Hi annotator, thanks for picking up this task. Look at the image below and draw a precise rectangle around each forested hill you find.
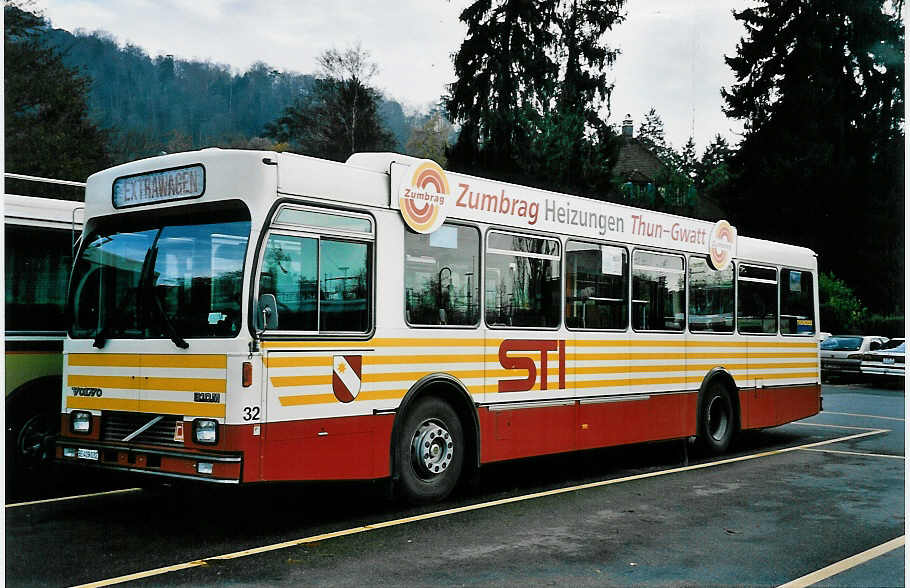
[43,26,422,164]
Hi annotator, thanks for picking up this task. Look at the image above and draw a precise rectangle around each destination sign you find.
[113,164,205,208]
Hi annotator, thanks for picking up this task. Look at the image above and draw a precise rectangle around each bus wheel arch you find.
[390,374,479,503]
[696,369,739,455]
[6,375,62,470]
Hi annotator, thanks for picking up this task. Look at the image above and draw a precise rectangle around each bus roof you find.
[3,193,84,229]
[82,148,816,269]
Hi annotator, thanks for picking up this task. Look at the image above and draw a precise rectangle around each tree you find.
[264,45,396,161]
[722,0,904,314]
[4,3,110,187]
[445,0,558,174]
[534,0,625,194]
[679,137,697,181]
[635,107,676,167]
[819,272,868,334]
[406,111,453,167]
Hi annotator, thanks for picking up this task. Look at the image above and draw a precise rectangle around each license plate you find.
[77,448,99,461]
[884,357,895,364]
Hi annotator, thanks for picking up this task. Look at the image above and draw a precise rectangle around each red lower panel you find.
[259,414,395,482]
[739,384,821,430]
[478,392,698,464]
[480,404,576,463]
[577,392,697,451]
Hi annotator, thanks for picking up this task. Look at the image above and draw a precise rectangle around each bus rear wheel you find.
[698,383,735,455]
[396,397,464,504]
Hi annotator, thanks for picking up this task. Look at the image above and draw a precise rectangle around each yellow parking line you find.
[823,411,905,422]
[6,488,141,508]
[777,536,905,588]
[800,448,905,460]
[793,422,888,432]
[70,428,887,588]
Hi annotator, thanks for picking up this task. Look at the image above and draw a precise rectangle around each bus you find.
[55,149,820,503]
[5,176,84,474]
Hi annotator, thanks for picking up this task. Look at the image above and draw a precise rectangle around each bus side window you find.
[258,234,318,331]
[404,223,480,327]
[738,264,778,334]
[632,250,685,331]
[484,232,561,328]
[688,256,734,333]
[780,269,815,335]
[565,241,628,330]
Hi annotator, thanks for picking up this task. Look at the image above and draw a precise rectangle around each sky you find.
[32,0,753,153]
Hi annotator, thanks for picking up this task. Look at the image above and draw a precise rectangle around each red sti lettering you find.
[498,339,566,393]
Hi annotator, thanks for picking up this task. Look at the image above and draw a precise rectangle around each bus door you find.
[255,212,374,480]
[566,241,631,450]
[483,231,572,460]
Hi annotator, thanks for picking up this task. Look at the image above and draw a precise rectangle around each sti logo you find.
[498,339,567,393]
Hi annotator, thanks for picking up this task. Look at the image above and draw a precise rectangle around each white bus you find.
[55,149,820,503]
[5,178,83,473]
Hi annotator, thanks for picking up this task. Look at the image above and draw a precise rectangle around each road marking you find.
[777,536,905,588]
[6,488,141,508]
[793,422,888,431]
[823,411,905,422]
[800,448,905,460]
[71,428,888,588]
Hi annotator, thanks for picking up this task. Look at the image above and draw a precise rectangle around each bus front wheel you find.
[396,397,464,504]
[698,383,735,454]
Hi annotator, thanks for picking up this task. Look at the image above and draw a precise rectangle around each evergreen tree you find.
[445,0,558,175]
[4,3,109,188]
[679,137,697,181]
[696,134,734,204]
[722,0,904,313]
[264,45,396,162]
[635,107,676,167]
[535,0,625,194]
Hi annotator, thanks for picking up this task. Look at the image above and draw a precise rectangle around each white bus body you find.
[56,149,820,501]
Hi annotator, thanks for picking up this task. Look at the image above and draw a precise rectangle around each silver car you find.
[820,335,889,380]
[861,339,905,380]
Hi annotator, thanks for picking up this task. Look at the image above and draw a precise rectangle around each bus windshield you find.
[69,203,251,343]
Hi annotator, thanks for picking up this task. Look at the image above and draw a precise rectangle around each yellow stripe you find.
[68,354,226,368]
[67,374,226,393]
[270,375,332,387]
[263,356,333,368]
[364,354,489,365]
[65,397,225,418]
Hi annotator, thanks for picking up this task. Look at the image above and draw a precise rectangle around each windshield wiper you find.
[93,323,108,349]
[143,245,189,350]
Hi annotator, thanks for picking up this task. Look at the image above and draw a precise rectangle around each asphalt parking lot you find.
[5,381,904,587]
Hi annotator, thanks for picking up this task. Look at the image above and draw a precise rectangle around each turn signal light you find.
[242,361,253,387]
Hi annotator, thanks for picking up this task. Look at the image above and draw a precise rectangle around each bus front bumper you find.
[54,440,242,484]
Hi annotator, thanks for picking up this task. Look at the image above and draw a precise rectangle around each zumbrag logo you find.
[398,160,450,233]
[709,219,736,270]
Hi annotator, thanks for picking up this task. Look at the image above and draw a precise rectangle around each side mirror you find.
[870,340,882,351]
[256,294,279,332]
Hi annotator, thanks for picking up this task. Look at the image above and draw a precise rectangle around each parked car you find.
[861,339,905,381]
[820,335,889,380]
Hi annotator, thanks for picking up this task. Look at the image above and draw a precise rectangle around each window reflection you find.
[688,257,734,333]
[632,250,685,331]
[485,232,560,328]
[405,224,480,326]
[565,241,628,330]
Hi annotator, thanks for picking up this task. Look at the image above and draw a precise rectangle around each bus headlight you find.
[71,411,92,434]
[193,419,218,444]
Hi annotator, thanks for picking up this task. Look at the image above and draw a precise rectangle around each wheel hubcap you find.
[411,419,454,479]
[17,415,53,464]
[706,396,729,442]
